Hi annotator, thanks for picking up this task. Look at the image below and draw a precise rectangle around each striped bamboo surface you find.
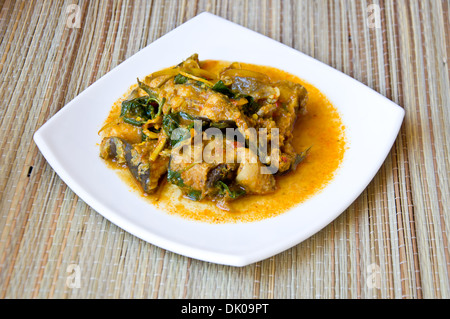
[0,0,449,299]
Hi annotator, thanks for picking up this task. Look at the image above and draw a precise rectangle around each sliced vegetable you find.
[167,167,185,187]
[179,71,214,87]
[137,78,159,98]
[239,95,260,116]
[120,79,165,127]
[147,68,180,80]
[211,80,260,116]
[120,97,155,126]
[185,67,217,81]
[211,80,234,97]
[174,74,189,84]
[162,112,181,137]
[149,135,167,161]
[186,189,202,201]
[215,180,246,199]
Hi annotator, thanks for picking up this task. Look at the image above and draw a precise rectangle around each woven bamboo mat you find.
[0,0,449,299]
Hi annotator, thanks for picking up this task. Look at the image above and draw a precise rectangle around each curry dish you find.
[99,54,346,222]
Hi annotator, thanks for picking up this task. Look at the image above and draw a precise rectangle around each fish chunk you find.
[100,137,169,193]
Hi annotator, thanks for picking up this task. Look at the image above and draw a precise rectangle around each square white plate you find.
[34,12,404,266]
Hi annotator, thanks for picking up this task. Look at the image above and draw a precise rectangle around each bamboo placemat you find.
[0,0,448,299]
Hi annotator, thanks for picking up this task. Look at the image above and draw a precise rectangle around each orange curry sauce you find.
[101,61,346,224]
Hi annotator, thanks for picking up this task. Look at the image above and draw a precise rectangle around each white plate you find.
[34,12,404,266]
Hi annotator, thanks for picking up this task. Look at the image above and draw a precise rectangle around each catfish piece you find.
[100,137,169,193]
[167,138,215,201]
[167,136,239,200]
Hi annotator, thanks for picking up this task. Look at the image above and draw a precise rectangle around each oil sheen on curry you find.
[99,54,346,223]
